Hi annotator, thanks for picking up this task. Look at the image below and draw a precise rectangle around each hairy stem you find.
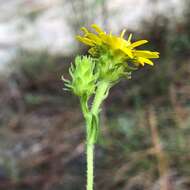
[86,142,94,190]
[82,81,109,190]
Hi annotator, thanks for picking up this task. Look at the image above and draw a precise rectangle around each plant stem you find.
[87,142,94,190]
[91,81,109,115]
[85,81,109,190]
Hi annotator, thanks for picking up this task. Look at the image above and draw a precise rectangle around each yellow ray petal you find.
[122,47,133,58]
[76,36,94,46]
[130,40,148,49]
[134,50,160,58]
[86,33,102,45]
[138,57,154,66]
[80,27,89,34]
[127,33,132,42]
[91,24,105,34]
[120,29,127,38]
[99,33,108,43]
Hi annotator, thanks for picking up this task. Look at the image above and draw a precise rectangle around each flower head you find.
[62,56,97,98]
[76,24,159,67]
[64,24,160,91]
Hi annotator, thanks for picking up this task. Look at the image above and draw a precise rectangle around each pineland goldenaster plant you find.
[62,24,159,190]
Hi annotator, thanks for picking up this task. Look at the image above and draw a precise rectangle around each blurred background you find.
[0,0,190,190]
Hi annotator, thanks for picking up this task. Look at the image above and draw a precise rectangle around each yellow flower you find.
[76,24,159,66]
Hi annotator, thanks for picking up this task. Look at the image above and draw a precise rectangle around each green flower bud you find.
[63,56,97,97]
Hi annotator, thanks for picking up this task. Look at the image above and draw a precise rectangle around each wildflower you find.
[63,24,160,190]
[76,24,159,67]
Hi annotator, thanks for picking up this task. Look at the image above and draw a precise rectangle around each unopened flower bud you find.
[63,56,97,98]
